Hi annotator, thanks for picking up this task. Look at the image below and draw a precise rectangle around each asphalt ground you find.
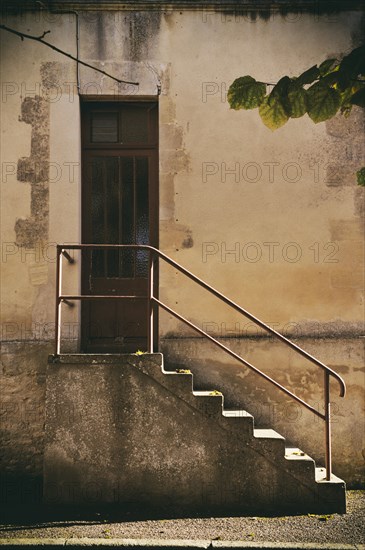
[0,491,364,548]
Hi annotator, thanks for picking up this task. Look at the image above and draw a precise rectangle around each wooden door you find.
[81,102,158,353]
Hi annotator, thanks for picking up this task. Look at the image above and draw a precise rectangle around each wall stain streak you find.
[325,109,364,188]
[125,11,161,61]
[15,96,50,247]
[159,94,192,251]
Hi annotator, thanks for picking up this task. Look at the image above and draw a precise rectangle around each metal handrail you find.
[55,243,346,481]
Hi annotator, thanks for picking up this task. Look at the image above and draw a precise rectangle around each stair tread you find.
[162,370,192,376]
[285,447,313,461]
[315,467,345,484]
[254,428,284,440]
[222,410,253,418]
[193,390,222,396]
[163,370,192,375]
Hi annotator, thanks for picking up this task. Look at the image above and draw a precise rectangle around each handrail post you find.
[324,371,332,481]
[147,251,154,353]
[55,246,62,356]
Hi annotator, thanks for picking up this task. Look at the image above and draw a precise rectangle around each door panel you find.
[81,102,158,353]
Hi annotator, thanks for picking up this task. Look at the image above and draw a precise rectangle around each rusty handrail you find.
[153,296,324,420]
[55,243,347,480]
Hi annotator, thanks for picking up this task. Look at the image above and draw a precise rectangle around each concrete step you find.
[315,467,345,484]
[250,428,286,459]
[254,428,284,439]
[160,370,194,396]
[222,410,253,418]
[284,447,316,481]
[285,446,313,460]
[218,409,254,436]
[192,390,224,418]
[134,355,194,399]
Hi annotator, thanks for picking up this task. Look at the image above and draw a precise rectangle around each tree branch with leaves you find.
[228,45,365,185]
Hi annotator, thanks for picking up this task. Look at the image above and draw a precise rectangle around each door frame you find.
[80,99,159,353]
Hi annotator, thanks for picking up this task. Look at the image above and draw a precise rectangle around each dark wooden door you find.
[81,102,158,353]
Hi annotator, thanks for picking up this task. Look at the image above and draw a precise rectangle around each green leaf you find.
[270,76,291,97]
[337,45,365,91]
[268,76,291,114]
[340,83,362,113]
[307,82,341,123]
[350,87,365,108]
[296,65,320,86]
[288,83,307,118]
[259,94,289,130]
[228,76,266,110]
[320,70,340,87]
[319,58,337,76]
[339,45,365,78]
[356,167,365,186]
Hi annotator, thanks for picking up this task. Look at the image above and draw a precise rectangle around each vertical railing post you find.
[55,246,62,356]
[147,250,154,353]
[324,371,332,480]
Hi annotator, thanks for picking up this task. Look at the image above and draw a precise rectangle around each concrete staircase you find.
[135,354,346,514]
[44,353,346,515]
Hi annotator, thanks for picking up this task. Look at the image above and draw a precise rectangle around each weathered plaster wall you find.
[0,14,81,346]
[1,342,52,504]
[156,11,364,338]
[0,7,364,496]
